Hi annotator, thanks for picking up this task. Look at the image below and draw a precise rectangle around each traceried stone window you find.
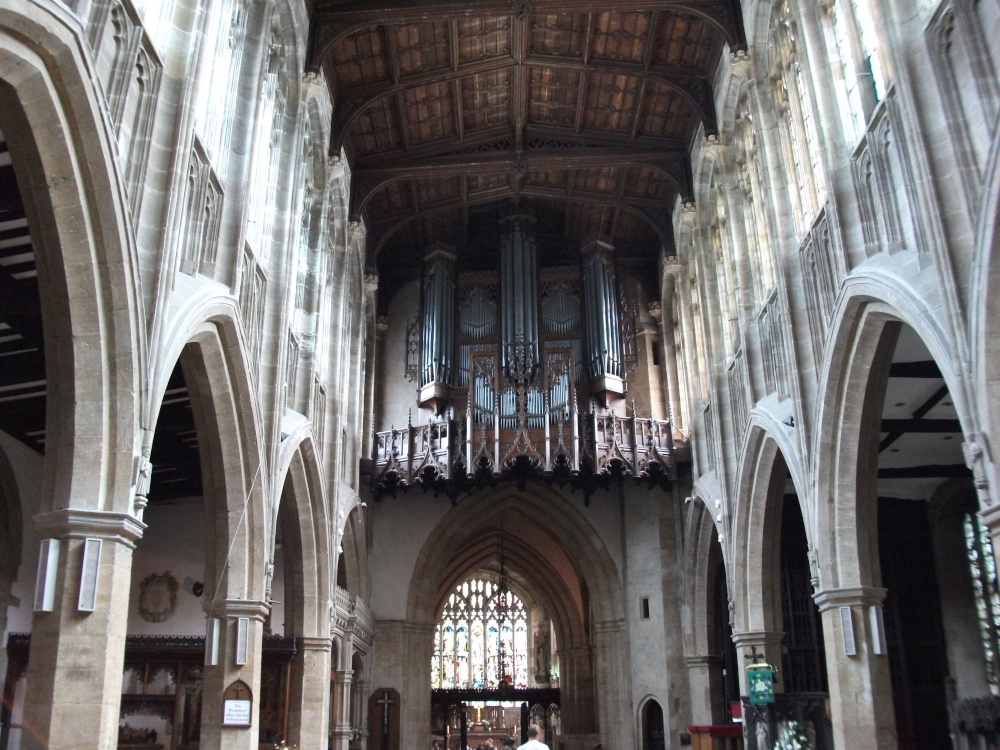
[432,578,529,690]
[709,181,739,360]
[245,20,286,264]
[734,102,776,308]
[769,1,826,233]
[193,0,246,169]
[963,514,1000,694]
[830,0,887,141]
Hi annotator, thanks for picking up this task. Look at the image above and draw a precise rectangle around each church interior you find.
[1,0,1000,748]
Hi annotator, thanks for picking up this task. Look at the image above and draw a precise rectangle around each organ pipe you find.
[419,243,456,414]
[499,213,539,380]
[581,237,625,403]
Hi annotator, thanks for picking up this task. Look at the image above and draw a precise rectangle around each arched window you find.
[830,0,886,141]
[734,101,776,307]
[769,1,826,233]
[432,577,529,690]
[192,0,246,169]
[709,179,738,358]
[245,20,286,264]
[964,513,1000,693]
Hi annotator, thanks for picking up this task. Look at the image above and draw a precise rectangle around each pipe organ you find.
[581,236,624,405]
[374,216,674,500]
[418,242,456,414]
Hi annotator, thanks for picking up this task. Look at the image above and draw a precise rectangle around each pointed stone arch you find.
[275,432,333,748]
[401,484,627,749]
[0,4,144,746]
[0,0,144,516]
[971,126,1000,521]
[731,423,805,636]
[274,429,331,637]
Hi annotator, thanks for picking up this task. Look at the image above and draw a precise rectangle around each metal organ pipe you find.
[420,243,456,386]
[500,213,540,369]
[582,238,622,379]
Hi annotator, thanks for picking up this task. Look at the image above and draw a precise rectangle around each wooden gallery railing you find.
[370,404,675,502]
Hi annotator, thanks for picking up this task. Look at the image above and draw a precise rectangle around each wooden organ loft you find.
[371,211,677,502]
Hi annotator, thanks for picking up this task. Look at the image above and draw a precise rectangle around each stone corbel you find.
[729,49,753,80]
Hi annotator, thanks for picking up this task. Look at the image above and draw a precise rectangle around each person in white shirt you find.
[516,725,549,750]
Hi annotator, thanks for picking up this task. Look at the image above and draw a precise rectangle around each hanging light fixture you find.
[496,516,513,691]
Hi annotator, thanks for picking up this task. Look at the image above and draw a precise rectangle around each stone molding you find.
[206,598,271,621]
[300,635,334,651]
[812,586,887,613]
[33,507,146,548]
[685,654,723,667]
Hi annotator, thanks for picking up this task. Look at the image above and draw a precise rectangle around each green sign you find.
[747,665,775,704]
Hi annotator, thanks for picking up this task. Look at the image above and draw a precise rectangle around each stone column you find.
[287,636,333,748]
[660,270,684,433]
[21,509,143,750]
[199,599,269,750]
[685,654,723,725]
[560,644,597,734]
[814,587,897,750]
[331,668,354,750]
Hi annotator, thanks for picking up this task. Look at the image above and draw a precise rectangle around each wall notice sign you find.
[222,679,253,727]
[223,699,252,726]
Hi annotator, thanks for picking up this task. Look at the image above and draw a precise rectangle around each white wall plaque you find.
[222,699,251,727]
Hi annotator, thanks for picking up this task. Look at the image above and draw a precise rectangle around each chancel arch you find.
[403,486,626,749]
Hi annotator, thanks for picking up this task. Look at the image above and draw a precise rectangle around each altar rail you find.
[371,408,675,501]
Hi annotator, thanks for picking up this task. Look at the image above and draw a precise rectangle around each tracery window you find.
[192,0,246,169]
[245,21,286,264]
[432,578,529,690]
[769,2,826,233]
[830,0,887,141]
[734,102,776,307]
[963,514,1000,694]
[709,181,738,359]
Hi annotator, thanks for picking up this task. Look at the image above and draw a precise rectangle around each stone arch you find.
[339,491,369,599]
[273,430,331,637]
[407,484,626,746]
[179,318,267,604]
[0,0,143,515]
[813,282,973,592]
[145,297,267,602]
[636,694,667,750]
[970,124,1000,510]
[730,420,809,635]
[683,498,724,660]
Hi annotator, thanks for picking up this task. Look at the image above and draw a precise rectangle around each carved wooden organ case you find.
[374,212,674,501]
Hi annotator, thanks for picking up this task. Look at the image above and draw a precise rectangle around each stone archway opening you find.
[868,324,988,750]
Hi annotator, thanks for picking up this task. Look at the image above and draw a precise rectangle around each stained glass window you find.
[432,577,529,689]
[963,514,1000,694]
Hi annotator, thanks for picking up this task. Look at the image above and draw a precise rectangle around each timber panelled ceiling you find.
[307,0,746,305]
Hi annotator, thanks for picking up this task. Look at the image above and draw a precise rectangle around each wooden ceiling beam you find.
[333,55,713,151]
[311,1,741,68]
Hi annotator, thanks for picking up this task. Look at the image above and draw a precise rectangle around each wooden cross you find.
[377,691,395,750]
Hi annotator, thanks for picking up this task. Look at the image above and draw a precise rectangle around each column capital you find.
[813,586,887,612]
[34,508,146,548]
[300,635,333,652]
[206,598,271,621]
[685,654,723,668]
